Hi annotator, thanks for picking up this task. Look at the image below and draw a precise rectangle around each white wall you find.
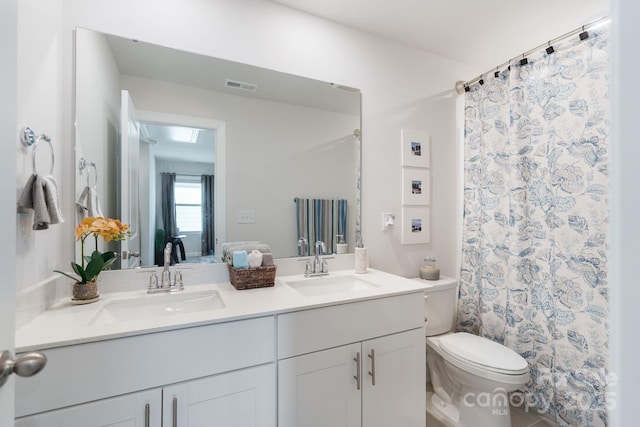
[16,0,68,295]
[15,0,478,296]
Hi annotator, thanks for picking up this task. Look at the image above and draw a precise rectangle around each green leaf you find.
[53,269,82,283]
[71,262,88,283]
[84,257,105,282]
[103,258,117,270]
[101,251,117,271]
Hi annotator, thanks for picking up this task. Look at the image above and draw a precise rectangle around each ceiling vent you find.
[225,79,258,92]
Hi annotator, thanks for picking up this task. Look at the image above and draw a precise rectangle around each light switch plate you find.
[238,210,256,224]
[382,212,395,231]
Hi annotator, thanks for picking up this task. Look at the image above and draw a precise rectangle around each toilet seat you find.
[437,332,528,376]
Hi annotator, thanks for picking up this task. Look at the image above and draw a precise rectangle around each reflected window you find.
[174,179,202,232]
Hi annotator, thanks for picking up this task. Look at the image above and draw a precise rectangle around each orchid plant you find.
[54,217,131,284]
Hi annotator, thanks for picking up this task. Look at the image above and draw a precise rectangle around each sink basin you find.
[88,290,225,326]
[285,275,380,297]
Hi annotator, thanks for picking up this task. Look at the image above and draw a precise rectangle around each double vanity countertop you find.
[16,269,456,353]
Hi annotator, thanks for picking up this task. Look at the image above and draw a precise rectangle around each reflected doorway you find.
[136,111,227,267]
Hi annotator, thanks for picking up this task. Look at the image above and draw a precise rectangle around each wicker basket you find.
[227,263,277,290]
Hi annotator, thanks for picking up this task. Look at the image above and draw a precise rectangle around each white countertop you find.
[16,269,456,353]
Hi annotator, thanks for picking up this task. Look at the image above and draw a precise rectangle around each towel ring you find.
[86,163,97,188]
[31,134,54,176]
[78,157,98,189]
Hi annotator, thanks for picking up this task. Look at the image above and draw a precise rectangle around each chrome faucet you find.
[303,240,332,277]
[147,242,184,293]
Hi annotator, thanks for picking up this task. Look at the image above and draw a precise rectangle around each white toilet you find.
[418,278,529,427]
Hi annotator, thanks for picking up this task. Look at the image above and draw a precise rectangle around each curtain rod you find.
[163,173,212,178]
[455,15,610,94]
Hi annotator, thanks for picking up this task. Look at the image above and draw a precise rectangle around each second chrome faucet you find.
[303,240,332,277]
[147,242,184,293]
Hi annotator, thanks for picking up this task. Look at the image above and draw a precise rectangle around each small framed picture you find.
[401,206,431,244]
[402,168,430,205]
[401,129,430,168]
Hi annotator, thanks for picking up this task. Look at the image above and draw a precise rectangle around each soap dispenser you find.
[336,235,348,254]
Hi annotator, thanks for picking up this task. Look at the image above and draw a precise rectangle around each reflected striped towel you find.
[294,197,347,255]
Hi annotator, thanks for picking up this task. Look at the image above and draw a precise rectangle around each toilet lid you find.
[438,332,528,375]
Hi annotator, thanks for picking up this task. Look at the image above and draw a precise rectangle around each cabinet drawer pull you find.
[173,397,178,427]
[145,403,150,427]
[353,352,361,390]
[368,349,376,386]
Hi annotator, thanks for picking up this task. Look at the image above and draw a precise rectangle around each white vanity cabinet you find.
[16,363,276,427]
[279,343,362,426]
[15,316,276,427]
[277,292,426,427]
[361,330,425,427]
[15,388,162,427]
[162,363,275,426]
[14,272,430,427]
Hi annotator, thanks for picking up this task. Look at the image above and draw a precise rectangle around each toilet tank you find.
[412,277,458,336]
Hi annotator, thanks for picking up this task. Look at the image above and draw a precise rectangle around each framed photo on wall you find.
[402,168,430,205]
[401,129,430,168]
[401,206,431,244]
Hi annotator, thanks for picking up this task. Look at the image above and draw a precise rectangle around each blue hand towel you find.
[232,250,249,269]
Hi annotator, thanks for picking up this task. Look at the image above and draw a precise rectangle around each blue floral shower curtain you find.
[457,28,609,426]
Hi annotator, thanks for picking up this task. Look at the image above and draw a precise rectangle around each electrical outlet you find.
[238,210,256,224]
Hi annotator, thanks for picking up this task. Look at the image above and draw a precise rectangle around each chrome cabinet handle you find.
[145,403,150,427]
[368,349,376,386]
[173,397,178,427]
[0,350,47,388]
[424,294,430,325]
[353,352,361,390]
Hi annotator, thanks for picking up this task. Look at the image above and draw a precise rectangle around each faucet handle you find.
[297,237,308,256]
[148,272,159,290]
[174,270,184,290]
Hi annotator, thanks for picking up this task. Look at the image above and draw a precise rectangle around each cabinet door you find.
[163,363,275,427]
[278,343,361,427]
[15,388,161,427]
[362,328,425,427]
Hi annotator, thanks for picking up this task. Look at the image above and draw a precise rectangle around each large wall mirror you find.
[75,27,361,268]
